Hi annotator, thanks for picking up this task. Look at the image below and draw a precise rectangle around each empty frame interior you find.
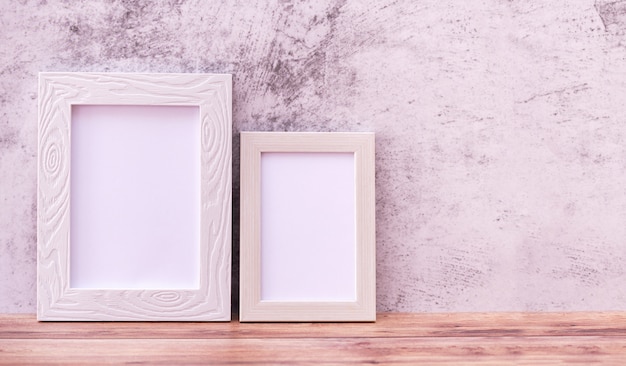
[37,72,232,321]
[240,132,376,322]
[261,152,356,302]
[70,105,200,290]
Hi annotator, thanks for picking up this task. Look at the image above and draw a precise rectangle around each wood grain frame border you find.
[37,72,232,321]
[239,132,375,322]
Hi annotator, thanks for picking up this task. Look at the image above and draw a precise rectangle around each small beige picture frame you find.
[239,132,376,322]
[37,72,232,321]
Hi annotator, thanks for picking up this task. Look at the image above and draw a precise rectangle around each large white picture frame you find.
[239,132,376,322]
[37,72,232,321]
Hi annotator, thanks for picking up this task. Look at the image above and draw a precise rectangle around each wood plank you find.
[1,337,625,365]
[2,313,626,365]
[2,312,626,339]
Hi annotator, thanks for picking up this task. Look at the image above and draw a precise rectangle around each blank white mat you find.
[69,105,200,289]
[260,152,356,301]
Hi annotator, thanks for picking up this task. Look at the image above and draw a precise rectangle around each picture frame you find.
[37,72,232,321]
[239,132,376,322]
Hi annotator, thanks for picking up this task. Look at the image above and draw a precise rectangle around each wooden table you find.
[2,312,626,365]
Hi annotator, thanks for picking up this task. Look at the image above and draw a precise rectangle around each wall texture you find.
[2,0,626,313]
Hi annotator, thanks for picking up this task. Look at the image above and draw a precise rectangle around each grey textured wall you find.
[2,0,626,313]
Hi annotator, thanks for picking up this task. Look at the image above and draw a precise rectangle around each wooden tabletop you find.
[2,312,626,365]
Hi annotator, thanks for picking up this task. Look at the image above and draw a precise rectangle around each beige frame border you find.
[239,132,376,322]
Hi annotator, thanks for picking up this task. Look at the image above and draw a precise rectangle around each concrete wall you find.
[2,0,626,313]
